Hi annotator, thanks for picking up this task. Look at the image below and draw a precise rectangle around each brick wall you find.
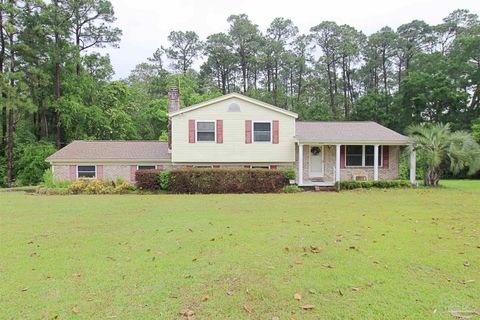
[295,145,401,183]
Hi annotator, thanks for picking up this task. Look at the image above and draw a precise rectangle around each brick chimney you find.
[167,86,180,150]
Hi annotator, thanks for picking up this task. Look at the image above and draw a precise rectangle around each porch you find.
[296,143,416,187]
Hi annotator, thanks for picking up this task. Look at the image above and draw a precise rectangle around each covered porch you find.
[296,143,416,187]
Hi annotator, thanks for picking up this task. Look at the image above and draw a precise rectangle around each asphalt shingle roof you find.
[295,121,408,143]
[46,141,170,161]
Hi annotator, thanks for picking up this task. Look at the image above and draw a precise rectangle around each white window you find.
[196,121,215,142]
[345,145,382,167]
[77,165,96,178]
[253,122,271,142]
[138,165,156,170]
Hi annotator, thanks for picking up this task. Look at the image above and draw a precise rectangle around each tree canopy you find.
[0,3,479,186]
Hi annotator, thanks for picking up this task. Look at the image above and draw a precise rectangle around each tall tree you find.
[227,14,261,93]
[67,0,121,75]
[163,30,202,74]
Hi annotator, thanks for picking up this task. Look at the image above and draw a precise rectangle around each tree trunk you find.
[54,1,62,148]
[7,108,13,185]
[0,5,6,157]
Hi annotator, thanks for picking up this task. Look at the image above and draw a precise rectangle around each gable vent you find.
[227,103,241,112]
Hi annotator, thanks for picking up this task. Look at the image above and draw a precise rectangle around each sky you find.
[98,0,480,79]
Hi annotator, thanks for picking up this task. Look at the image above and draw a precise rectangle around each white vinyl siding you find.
[171,97,295,163]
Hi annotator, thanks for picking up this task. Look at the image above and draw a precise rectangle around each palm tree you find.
[407,123,480,186]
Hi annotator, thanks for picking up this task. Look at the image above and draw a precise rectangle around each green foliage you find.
[407,123,480,185]
[283,169,296,181]
[158,170,170,191]
[283,185,303,193]
[336,180,412,191]
[169,168,287,194]
[42,168,70,189]
[14,142,56,186]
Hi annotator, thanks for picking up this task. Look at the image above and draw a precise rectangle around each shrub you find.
[135,169,163,190]
[115,181,135,194]
[283,169,296,182]
[14,141,57,186]
[115,177,125,187]
[158,170,170,190]
[42,168,70,189]
[169,168,287,194]
[283,185,303,193]
[336,180,412,191]
[68,179,113,194]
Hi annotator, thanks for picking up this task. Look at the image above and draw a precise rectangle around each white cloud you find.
[97,0,480,79]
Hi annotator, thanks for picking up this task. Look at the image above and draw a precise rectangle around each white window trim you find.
[252,121,272,143]
[77,164,97,179]
[308,145,324,177]
[195,120,216,143]
[137,164,157,170]
[345,145,383,168]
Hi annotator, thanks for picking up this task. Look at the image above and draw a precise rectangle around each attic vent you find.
[227,103,241,112]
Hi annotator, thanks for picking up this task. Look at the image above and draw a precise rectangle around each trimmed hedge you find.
[135,169,163,189]
[169,168,288,194]
[336,180,412,191]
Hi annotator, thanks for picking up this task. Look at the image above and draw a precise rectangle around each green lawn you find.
[1,181,479,319]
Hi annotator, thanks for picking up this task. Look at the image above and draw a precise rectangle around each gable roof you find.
[46,140,170,162]
[169,93,298,118]
[295,121,408,144]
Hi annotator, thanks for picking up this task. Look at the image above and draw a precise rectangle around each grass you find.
[1,180,479,319]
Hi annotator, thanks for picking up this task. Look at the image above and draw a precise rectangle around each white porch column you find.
[410,149,416,185]
[298,144,304,185]
[335,144,341,182]
[373,144,379,181]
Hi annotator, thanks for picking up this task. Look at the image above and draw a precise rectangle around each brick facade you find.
[295,144,401,183]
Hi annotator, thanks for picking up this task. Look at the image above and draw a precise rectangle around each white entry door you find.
[309,146,324,177]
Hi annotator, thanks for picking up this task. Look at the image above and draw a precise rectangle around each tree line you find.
[0,1,479,186]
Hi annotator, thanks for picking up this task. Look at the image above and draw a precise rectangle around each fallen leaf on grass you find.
[463,261,470,267]
[226,289,234,296]
[201,295,209,302]
[352,287,362,292]
[30,252,38,257]
[310,245,321,253]
[284,245,289,252]
[458,279,475,284]
[73,272,81,278]
[179,308,195,318]
[272,316,280,320]
[106,256,116,261]
[321,263,334,269]
[295,259,303,265]
[71,306,80,313]
[294,292,302,300]
[192,257,197,262]
[243,304,253,313]
[449,310,480,319]
[21,287,28,292]
[301,304,315,310]
[338,289,344,296]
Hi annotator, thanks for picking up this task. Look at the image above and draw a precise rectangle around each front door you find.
[309,146,324,178]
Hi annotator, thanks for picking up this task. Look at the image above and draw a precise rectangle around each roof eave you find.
[169,93,298,118]
[295,139,409,145]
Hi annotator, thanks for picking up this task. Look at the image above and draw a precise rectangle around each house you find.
[47,87,417,186]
